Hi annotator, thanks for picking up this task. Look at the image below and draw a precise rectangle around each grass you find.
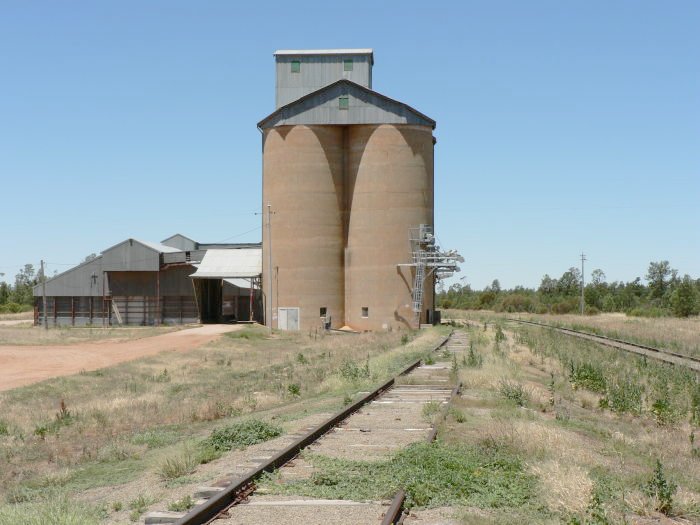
[435,322,700,523]
[0,324,448,520]
[0,492,102,525]
[261,441,537,510]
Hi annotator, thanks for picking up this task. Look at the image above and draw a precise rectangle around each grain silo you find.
[259,49,451,332]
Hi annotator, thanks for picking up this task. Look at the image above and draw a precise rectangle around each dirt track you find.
[0,324,241,392]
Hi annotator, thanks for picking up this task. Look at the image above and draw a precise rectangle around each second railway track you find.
[507,318,700,373]
[143,330,467,525]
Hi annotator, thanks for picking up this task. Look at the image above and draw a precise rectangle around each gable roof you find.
[161,233,197,245]
[101,238,180,256]
[257,79,435,130]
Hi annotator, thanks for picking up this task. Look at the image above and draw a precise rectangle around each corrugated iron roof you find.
[257,79,436,130]
[189,249,262,279]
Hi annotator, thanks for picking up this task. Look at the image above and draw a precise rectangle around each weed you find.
[495,325,506,343]
[287,383,301,397]
[157,446,198,480]
[0,420,8,436]
[643,460,676,516]
[111,501,123,512]
[202,419,283,452]
[449,407,466,423]
[148,368,170,383]
[568,361,606,393]
[401,334,410,345]
[128,493,156,520]
[343,393,353,406]
[296,352,308,364]
[451,354,459,374]
[465,343,483,368]
[499,380,528,407]
[259,441,537,509]
[338,359,370,381]
[168,495,195,512]
[424,355,435,365]
[422,401,442,423]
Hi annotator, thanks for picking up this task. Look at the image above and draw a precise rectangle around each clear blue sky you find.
[1,1,698,289]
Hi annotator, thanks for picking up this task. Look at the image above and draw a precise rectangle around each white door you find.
[277,307,300,331]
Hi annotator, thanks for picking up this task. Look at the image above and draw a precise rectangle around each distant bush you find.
[627,306,670,318]
[496,294,535,313]
[0,302,31,314]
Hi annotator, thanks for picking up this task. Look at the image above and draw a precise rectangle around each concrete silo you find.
[345,124,434,331]
[262,125,345,332]
[259,49,445,331]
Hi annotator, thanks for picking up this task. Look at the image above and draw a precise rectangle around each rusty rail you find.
[381,380,463,525]
[172,331,452,525]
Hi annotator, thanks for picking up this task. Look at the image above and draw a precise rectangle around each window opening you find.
[339,96,349,110]
[291,60,300,73]
[320,307,327,317]
[344,59,353,71]
[361,307,369,318]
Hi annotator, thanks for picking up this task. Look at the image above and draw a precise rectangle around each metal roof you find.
[223,278,253,289]
[131,239,180,253]
[258,79,435,130]
[274,49,373,56]
[189,249,262,279]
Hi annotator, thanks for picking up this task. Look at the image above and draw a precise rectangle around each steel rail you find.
[381,381,463,525]
[509,318,700,371]
[171,331,453,525]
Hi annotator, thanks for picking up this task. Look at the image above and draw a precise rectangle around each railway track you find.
[507,318,700,373]
[143,330,466,525]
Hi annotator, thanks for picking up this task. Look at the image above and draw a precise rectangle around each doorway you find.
[198,279,222,323]
[277,307,299,330]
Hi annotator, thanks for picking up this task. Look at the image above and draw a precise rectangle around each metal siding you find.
[161,234,197,251]
[263,83,433,128]
[33,257,105,297]
[102,240,160,271]
[276,54,371,108]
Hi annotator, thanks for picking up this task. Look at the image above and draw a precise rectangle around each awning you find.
[189,249,262,279]
[224,278,253,289]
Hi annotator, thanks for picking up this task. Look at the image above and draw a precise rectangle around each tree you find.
[490,279,501,294]
[558,267,582,296]
[83,253,98,263]
[646,261,673,301]
[11,264,37,305]
[670,275,699,317]
[591,269,606,287]
[538,274,558,296]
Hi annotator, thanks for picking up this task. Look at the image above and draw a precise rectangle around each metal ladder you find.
[412,251,425,315]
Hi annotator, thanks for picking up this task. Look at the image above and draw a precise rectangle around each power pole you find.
[41,260,48,330]
[580,252,586,315]
[267,203,273,334]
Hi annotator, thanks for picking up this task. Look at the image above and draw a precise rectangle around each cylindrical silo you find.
[345,124,434,331]
[262,125,345,331]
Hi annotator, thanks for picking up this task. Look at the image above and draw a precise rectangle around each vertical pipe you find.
[71,296,75,326]
[41,260,47,330]
[267,202,273,333]
[156,271,161,326]
[249,279,254,321]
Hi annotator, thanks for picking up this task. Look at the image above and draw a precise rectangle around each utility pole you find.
[267,203,273,334]
[580,252,586,315]
[41,260,48,330]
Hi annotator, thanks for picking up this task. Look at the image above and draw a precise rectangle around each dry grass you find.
[0,311,33,321]
[0,324,448,519]
[438,323,700,524]
[0,324,181,345]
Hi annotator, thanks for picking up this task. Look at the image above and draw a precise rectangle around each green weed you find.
[499,380,528,407]
[167,495,195,512]
[644,459,676,516]
[201,419,283,452]
[260,441,537,509]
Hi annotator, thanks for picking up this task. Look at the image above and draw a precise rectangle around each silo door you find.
[278,307,299,331]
